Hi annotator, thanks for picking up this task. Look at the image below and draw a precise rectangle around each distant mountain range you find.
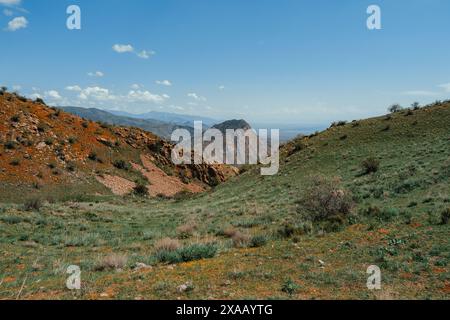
[60,107,312,142]
[60,107,202,140]
[108,110,218,127]
[60,107,252,141]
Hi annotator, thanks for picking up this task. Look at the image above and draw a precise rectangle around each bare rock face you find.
[212,119,252,133]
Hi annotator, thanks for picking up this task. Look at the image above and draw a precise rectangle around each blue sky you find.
[1,0,450,127]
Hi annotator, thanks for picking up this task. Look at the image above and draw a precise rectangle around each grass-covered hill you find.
[0,99,449,300]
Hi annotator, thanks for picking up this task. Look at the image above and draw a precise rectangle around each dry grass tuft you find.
[95,253,128,271]
[231,231,251,248]
[176,222,197,239]
[154,238,181,253]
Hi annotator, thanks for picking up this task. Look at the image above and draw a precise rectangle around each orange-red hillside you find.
[0,90,237,200]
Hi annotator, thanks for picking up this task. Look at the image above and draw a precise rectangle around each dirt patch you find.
[133,154,204,197]
[96,175,135,196]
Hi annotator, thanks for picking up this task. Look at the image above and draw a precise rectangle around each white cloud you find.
[29,93,42,100]
[156,80,172,86]
[45,90,62,100]
[169,105,185,111]
[130,84,141,90]
[112,44,155,59]
[402,90,437,96]
[88,71,104,77]
[0,0,21,6]
[137,50,155,59]
[3,8,13,16]
[218,85,225,91]
[79,86,115,101]
[187,92,206,101]
[438,83,450,92]
[127,90,169,103]
[6,16,27,31]
[65,85,82,92]
[112,44,134,53]
[12,84,21,91]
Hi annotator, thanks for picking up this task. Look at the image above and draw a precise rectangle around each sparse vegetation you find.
[281,278,300,295]
[231,231,251,248]
[250,235,268,247]
[154,238,181,253]
[299,175,353,223]
[94,254,128,271]
[361,157,380,174]
[441,208,450,225]
[176,222,197,239]
[113,159,131,171]
[411,102,420,110]
[88,151,98,161]
[9,159,20,166]
[10,114,20,122]
[388,104,403,113]
[133,183,149,196]
[4,141,16,150]
[23,198,43,212]
[155,243,217,264]
[68,136,77,144]
[44,138,54,146]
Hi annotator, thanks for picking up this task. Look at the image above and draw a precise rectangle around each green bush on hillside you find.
[361,157,380,175]
[441,208,450,225]
[299,175,354,223]
[155,243,218,264]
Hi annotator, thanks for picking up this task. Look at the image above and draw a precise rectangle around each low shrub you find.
[10,114,20,122]
[176,222,197,239]
[361,206,399,221]
[23,198,43,212]
[250,235,268,248]
[299,175,354,222]
[113,159,131,171]
[94,254,128,271]
[35,97,45,105]
[133,183,149,196]
[441,208,450,225]
[281,278,300,295]
[66,162,76,172]
[231,231,251,248]
[155,243,217,264]
[330,121,347,128]
[178,243,217,262]
[4,141,16,150]
[68,137,77,144]
[154,238,181,253]
[221,227,239,238]
[9,159,20,166]
[37,124,46,132]
[88,151,98,161]
[388,104,403,113]
[361,157,380,174]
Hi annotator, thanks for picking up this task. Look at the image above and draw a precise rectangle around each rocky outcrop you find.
[0,91,238,196]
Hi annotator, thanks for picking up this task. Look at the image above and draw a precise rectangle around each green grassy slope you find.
[0,102,449,299]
